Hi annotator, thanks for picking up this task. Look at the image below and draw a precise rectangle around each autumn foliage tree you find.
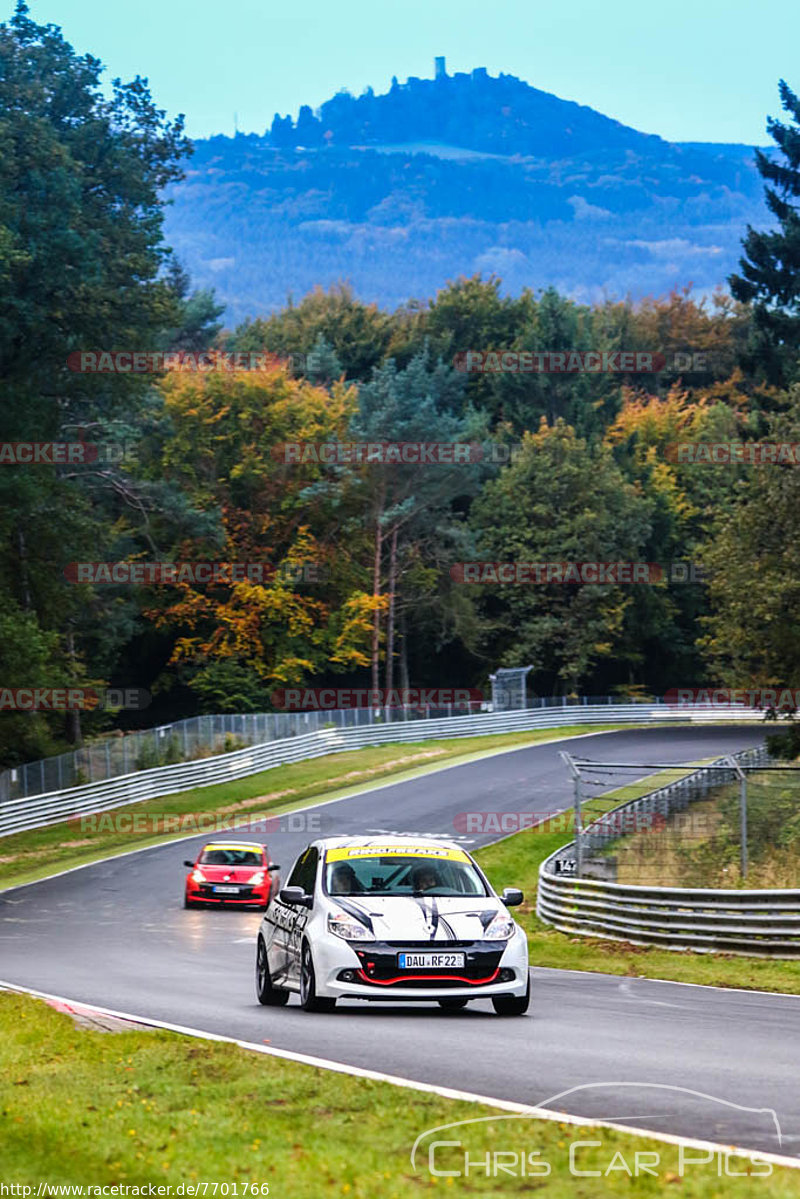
[145,358,378,705]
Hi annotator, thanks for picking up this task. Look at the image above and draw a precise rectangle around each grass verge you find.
[0,990,793,1195]
[476,773,800,994]
[611,769,800,889]
[0,724,634,892]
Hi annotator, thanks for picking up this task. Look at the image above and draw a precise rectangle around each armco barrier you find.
[536,746,800,958]
[0,696,679,803]
[0,703,762,840]
[537,873,800,957]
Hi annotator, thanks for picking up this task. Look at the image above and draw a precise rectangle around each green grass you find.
[476,780,800,994]
[0,723,636,892]
[0,990,794,1196]
[611,770,800,889]
[8,722,800,993]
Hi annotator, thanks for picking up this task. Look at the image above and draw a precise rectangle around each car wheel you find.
[438,998,468,1011]
[492,975,530,1017]
[299,941,336,1012]
[256,936,289,1006]
[184,895,198,909]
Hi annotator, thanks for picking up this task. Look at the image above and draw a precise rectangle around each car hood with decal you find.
[331,893,506,941]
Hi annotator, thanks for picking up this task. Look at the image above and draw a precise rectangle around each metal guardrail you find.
[536,746,800,958]
[537,874,800,958]
[0,702,762,840]
[0,693,764,804]
[0,705,486,802]
[0,696,649,802]
[0,712,292,803]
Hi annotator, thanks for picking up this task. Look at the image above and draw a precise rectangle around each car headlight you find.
[190,869,205,883]
[328,912,373,942]
[484,912,515,940]
[247,871,265,885]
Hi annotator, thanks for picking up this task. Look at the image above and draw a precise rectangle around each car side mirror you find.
[268,862,280,871]
[280,886,312,908]
[183,860,195,868]
[501,887,523,907]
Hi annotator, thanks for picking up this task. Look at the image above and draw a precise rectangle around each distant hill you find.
[163,65,771,321]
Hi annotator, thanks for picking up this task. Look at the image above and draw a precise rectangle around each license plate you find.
[214,885,240,894]
[398,952,465,969]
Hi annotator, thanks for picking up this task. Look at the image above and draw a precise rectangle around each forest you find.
[2,5,800,769]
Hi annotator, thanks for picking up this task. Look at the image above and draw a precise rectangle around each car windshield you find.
[324,852,488,897]
[199,848,262,866]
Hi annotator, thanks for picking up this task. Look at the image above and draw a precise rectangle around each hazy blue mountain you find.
[163,67,771,321]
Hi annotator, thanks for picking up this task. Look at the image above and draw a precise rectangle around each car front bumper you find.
[312,928,529,1000]
[186,885,269,906]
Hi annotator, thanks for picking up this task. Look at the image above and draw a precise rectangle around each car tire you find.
[438,998,468,1011]
[256,936,290,1006]
[184,895,198,909]
[492,974,530,1017]
[299,941,336,1012]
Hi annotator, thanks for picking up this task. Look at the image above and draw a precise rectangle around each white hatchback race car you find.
[255,835,530,1014]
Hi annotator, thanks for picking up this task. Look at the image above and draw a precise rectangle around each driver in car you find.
[411,863,440,893]
[330,862,363,894]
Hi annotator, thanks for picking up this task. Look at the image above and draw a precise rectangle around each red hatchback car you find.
[184,842,279,909]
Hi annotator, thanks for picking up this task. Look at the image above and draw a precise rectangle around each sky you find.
[9,0,798,145]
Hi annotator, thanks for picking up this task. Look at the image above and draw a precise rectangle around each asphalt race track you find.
[2,726,798,1160]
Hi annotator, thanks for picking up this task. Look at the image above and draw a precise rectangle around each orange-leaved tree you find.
[145,356,376,705]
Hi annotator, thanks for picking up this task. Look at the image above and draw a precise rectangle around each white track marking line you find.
[532,965,800,1002]
[7,728,791,1012]
[0,726,628,897]
[1,978,797,1171]
[5,732,792,1002]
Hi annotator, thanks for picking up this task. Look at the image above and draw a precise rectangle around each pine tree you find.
[730,80,800,386]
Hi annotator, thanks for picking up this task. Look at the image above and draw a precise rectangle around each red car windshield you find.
[199,848,263,867]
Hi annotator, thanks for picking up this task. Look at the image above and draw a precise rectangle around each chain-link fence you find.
[550,747,800,885]
[0,695,771,805]
[539,747,800,956]
[0,695,635,802]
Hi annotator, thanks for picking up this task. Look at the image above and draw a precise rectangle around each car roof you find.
[311,835,466,854]
[200,842,265,852]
